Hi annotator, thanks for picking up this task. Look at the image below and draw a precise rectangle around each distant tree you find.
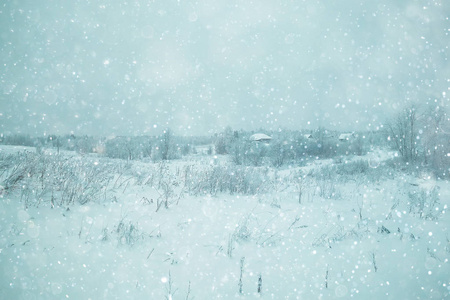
[314,127,327,153]
[214,135,227,155]
[104,136,153,160]
[105,137,126,159]
[158,129,177,160]
[246,142,267,166]
[214,127,236,155]
[350,133,366,156]
[269,141,287,167]
[142,139,153,158]
[311,127,337,157]
[387,105,419,162]
[230,140,245,165]
[48,135,61,154]
[76,136,97,154]
[421,104,449,177]
[181,144,191,156]
[1,134,35,147]
[61,134,77,151]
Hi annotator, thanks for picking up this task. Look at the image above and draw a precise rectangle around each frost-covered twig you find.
[372,252,378,272]
[239,257,245,294]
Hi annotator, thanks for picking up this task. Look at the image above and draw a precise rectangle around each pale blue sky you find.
[1,0,448,136]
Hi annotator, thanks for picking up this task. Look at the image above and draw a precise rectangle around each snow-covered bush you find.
[407,186,441,220]
[105,136,148,160]
[0,151,116,207]
[334,160,369,176]
[115,220,145,246]
[184,164,269,196]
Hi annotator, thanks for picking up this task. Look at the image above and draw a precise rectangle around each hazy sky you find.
[1,0,449,136]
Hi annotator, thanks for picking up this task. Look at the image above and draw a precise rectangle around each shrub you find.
[407,186,441,220]
[0,151,116,207]
[184,164,269,196]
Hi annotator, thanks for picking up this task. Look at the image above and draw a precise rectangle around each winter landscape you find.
[1,0,449,299]
[0,128,449,299]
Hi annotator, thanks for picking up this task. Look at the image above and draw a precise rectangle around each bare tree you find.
[387,105,419,162]
[421,105,450,177]
[214,134,227,155]
[159,128,176,160]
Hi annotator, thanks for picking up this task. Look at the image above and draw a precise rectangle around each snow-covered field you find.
[0,146,449,299]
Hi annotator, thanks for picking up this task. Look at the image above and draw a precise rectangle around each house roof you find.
[249,133,272,141]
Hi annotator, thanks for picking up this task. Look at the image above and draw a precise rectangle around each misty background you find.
[0,0,448,136]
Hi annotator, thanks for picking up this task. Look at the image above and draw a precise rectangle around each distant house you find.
[339,133,354,141]
[303,134,313,139]
[249,133,272,142]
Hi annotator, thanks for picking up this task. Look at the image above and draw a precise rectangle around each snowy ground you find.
[0,146,449,299]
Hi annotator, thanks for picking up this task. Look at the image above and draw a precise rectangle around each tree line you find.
[1,103,448,178]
